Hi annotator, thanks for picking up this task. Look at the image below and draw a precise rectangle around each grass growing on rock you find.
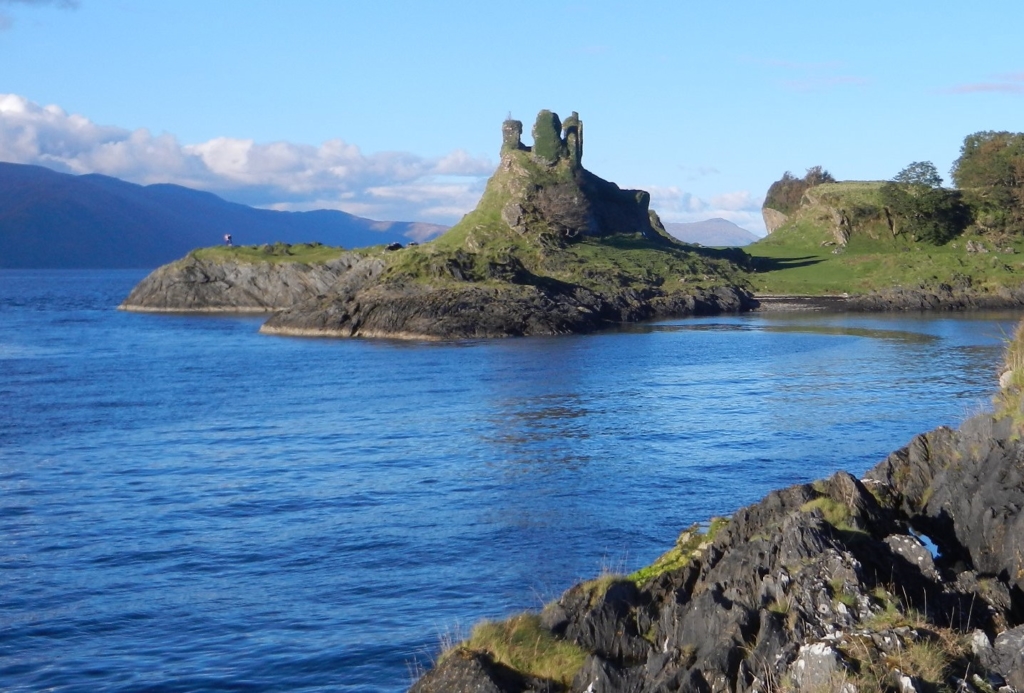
[799,496,854,530]
[190,242,353,265]
[384,141,751,295]
[455,613,587,687]
[995,319,1024,432]
[629,517,729,585]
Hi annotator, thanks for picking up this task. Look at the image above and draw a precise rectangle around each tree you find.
[950,131,1024,232]
[881,161,968,244]
[894,161,943,188]
[803,165,836,187]
[763,166,836,215]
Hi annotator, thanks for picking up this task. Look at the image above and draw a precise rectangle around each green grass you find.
[190,242,354,265]
[808,180,888,207]
[798,496,870,543]
[629,517,729,585]
[751,179,1024,295]
[995,320,1024,433]
[748,231,1024,295]
[456,612,587,687]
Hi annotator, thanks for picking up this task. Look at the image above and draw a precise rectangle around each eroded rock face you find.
[761,208,788,235]
[413,412,1024,692]
[847,283,1024,312]
[498,111,653,241]
[259,282,749,340]
[409,649,553,693]
[119,252,382,313]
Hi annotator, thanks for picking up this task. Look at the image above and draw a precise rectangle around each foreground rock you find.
[414,395,1024,690]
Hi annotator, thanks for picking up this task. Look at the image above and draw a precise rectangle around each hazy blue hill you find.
[0,163,446,268]
[664,218,760,246]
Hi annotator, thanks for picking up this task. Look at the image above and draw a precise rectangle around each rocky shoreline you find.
[753,284,1024,313]
[120,254,1024,337]
[120,250,753,339]
[411,405,1024,692]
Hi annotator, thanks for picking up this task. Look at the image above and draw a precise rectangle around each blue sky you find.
[1,0,1022,234]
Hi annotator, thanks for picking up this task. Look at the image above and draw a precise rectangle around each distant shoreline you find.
[750,294,850,312]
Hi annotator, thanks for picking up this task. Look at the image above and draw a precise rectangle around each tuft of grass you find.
[628,517,729,585]
[829,578,858,609]
[995,319,1024,433]
[767,597,792,615]
[896,639,953,683]
[863,588,929,631]
[838,626,968,693]
[800,497,853,530]
[461,612,587,687]
[579,573,624,608]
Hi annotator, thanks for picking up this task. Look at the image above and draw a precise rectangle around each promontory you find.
[120,110,753,338]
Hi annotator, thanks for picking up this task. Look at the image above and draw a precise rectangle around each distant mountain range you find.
[664,218,761,246]
[0,163,447,268]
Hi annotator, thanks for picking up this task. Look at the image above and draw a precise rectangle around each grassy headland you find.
[749,180,1024,296]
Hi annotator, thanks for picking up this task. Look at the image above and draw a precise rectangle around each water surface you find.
[1,269,1018,691]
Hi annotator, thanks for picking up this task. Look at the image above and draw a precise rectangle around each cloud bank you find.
[0,93,759,231]
[0,93,493,223]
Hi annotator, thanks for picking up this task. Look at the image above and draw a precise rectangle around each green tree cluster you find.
[951,131,1024,233]
[880,161,969,245]
[763,166,836,215]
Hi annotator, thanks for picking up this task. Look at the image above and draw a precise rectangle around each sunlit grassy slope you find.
[749,182,1024,295]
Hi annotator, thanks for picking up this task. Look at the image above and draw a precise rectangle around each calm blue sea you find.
[1,269,1019,692]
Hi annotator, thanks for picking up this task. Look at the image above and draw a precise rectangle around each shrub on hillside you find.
[764,166,836,215]
[880,161,970,245]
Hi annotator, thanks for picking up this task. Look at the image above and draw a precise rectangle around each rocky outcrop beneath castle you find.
[497,110,656,242]
[412,410,1024,692]
[259,281,750,340]
[119,251,384,313]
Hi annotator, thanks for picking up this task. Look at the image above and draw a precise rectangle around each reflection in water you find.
[758,324,939,343]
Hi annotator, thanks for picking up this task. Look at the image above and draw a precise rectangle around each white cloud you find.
[0,93,768,233]
[0,93,494,224]
[647,185,766,236]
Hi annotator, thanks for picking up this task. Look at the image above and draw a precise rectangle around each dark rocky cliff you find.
[410,357,1024,691]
